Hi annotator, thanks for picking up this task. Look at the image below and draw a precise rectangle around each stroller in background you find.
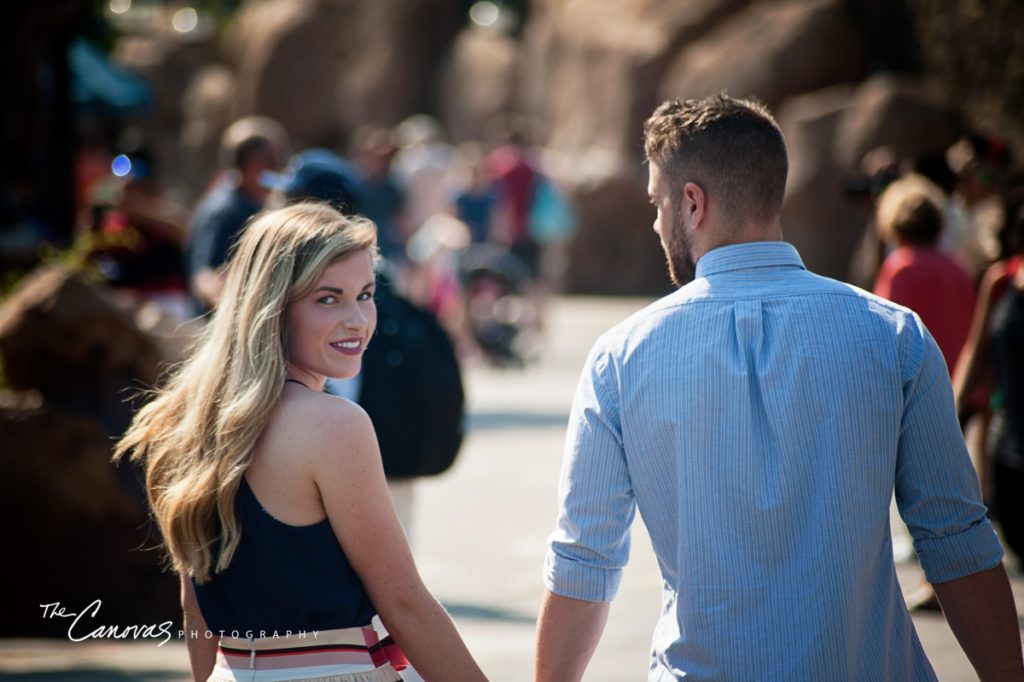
[458,243,538,368]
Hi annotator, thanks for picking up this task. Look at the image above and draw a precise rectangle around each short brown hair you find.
[643,94,788,228]
[219,116,289,170]
[875,174,945,247]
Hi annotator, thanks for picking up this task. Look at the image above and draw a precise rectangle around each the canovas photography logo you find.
[41,600,175,646]
[40,600,320,646]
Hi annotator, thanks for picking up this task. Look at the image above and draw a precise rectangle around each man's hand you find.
[933,563,1024,681]
[535,590,610,682]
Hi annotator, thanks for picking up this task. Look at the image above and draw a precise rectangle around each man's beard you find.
[665,204,696,287]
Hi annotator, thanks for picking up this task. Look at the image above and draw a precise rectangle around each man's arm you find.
[893,314,1019,676]
[933,564,1024,682]
[535,591,610,682]
[539,343,633,679]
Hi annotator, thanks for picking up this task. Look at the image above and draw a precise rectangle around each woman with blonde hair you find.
[115,202,486,682]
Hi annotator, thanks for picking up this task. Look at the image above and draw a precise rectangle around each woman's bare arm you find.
[180,573,218,681]
[303,398,487,681]
[953,262,1008,414]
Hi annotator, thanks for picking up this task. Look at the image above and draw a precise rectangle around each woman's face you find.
[285,249,376,388]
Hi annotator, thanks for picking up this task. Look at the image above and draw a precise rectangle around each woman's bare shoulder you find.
[270,386,378,469]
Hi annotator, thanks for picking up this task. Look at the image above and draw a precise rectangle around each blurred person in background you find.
[945,135,1014,279]
[485,119,562,345]
[87,138,191,316]
[391,115,454,238]
[954,197,1024,569]
[115,202,486,682]
[913,150,964,260]
[353,126,407,270]
[486,124,539,280]
[405,213,472,346]
[873,174,975,374]
[451,141,540,366]
[186,116,289,315]
[453,141,499,246]
[268,148,363,217]
[846,146,903,288]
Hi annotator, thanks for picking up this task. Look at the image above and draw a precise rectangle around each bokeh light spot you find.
[111,155,132,177]
[172,7,199,33]
[469,1,499,28]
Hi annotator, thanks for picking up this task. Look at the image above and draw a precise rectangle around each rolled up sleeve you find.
[895,314,1004,584]
[544,345,635,602]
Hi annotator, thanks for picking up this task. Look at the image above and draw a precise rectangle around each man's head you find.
[220,116,290,200]
[643,94,788,285]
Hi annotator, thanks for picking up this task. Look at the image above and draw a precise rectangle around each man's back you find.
[545,242,1002,680]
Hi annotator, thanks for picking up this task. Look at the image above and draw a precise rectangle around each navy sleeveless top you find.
[193,476,378,633]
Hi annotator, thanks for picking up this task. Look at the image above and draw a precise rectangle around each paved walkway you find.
[1,296,1020,681]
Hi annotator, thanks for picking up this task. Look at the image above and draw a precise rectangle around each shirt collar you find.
[695,241,806,278]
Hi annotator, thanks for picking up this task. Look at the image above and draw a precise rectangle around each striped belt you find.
[209,625,407,682]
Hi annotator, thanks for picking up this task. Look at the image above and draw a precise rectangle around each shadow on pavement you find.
[467,411,569,431]
[443,601,536,624]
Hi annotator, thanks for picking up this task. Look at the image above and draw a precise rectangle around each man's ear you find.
[682,182,706,230]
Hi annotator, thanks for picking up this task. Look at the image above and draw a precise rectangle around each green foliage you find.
[0,226,140,302]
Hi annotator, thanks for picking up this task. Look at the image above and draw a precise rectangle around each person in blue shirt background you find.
[535,93,1024,682]
[185,116,288,315]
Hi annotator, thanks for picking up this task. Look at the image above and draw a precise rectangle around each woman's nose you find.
[342,306,368,332]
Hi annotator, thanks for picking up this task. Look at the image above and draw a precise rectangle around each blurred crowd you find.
[847,134,1024,584]
[72,112,577,369]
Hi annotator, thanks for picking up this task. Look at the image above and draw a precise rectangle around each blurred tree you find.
[909,0,1024,159]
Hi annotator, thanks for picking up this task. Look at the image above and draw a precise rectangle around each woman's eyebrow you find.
[315,281,375,294]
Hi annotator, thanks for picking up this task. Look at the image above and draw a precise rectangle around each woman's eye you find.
[318,295,337,304]
[357,291,375,301]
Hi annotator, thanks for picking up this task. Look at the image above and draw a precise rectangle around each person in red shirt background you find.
[873,174,976,374]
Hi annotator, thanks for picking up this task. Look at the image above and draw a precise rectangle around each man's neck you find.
[697,222,784,262]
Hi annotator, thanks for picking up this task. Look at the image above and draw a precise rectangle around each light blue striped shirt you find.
[545,241,1003,681]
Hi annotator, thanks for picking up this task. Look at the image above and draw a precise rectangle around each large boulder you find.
[438,27,520,144]
[831,73,963,169]
[522,0,753,294]
[0,266,164,434]
[778,74,964,282]
[179,64,239,196]
[778,84,870,280]
[0,397,179,637]
[224,0,356,149]
[225,0,460,150]
[560,154,671,295]
[658,0,869,110]
[339,0,461,131]
[522,0,751,161]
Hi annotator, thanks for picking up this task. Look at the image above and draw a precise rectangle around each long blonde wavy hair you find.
[114,202,377,583]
